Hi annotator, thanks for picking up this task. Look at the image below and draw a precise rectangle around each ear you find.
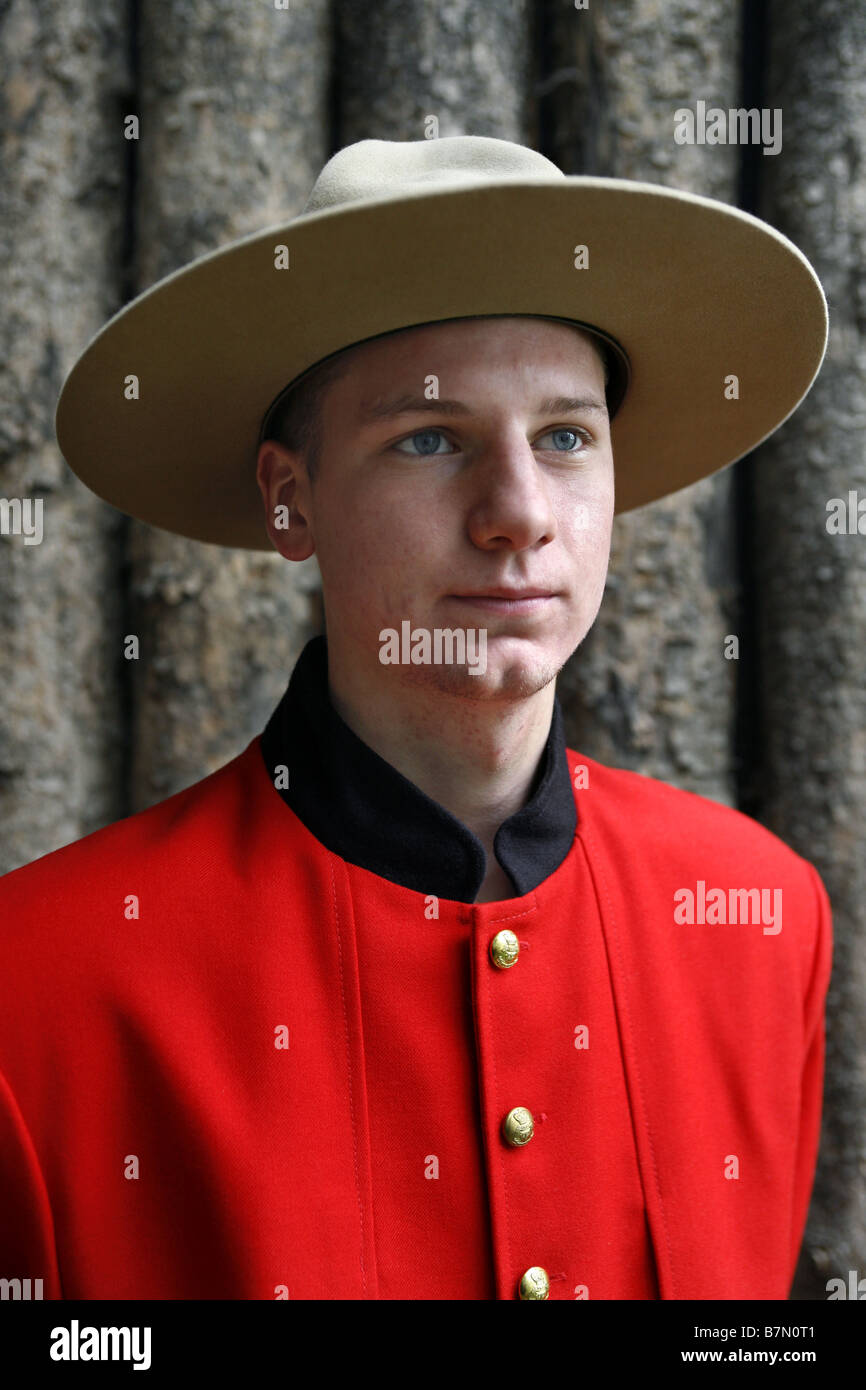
[256,440,316,561]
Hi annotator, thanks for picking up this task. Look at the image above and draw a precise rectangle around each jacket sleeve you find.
[787,858,834,1293]
[0,1064,63,1299]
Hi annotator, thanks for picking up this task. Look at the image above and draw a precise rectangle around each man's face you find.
[269,316,614,702]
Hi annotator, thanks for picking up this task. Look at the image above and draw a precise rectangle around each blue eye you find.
[393,429,453,456]
[538,428,586,452]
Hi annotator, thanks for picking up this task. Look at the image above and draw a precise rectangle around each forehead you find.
[334,321,611,434]
[334,316,608,393]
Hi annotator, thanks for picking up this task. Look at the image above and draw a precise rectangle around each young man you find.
[0,136,832,1300]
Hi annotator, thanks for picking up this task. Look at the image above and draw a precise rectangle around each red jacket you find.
[0,712,831,1299]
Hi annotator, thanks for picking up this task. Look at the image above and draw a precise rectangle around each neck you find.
[326,646,555,902]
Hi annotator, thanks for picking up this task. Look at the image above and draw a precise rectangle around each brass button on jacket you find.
[489,928,520,969]
[519,1267,550,1300]
[502,1106,534,1147]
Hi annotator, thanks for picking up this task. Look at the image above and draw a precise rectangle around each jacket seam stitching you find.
[577,825,677,1299]
[328,858,368,1296]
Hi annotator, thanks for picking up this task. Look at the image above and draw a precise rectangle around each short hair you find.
[263,320,614,482]
[263,351,352,483]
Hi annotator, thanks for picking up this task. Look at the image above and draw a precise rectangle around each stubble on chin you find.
[389,650,564,704]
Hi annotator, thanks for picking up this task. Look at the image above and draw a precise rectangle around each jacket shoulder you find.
[568,748,832,999]
[0,740,262,909]
[568,747,823,888]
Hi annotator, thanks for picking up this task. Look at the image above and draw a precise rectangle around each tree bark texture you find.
[759,0,866,1300]
[0,0,130,869]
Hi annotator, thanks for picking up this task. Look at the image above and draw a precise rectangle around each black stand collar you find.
[259,635,577,902]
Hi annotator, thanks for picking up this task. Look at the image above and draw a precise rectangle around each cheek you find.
[316,493,433,599]
[566,496,613,558]
[560,518,613,611]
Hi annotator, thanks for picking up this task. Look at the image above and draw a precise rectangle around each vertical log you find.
[760,0,866,1297]
[542,0,741,806]
[0,0,130,872]
[129,0,331,808]
[337,0,533,142]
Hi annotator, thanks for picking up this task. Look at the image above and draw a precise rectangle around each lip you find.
[455,588,555,600]
[447,589,557,614]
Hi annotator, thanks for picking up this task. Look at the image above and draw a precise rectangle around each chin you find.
[396,648,563,703]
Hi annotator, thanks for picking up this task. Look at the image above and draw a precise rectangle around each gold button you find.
[502,1106,534,1147]
[489,929,520,969]
[519,1266,550,1300]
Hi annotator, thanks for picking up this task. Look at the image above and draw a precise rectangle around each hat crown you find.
[302,135,565,215]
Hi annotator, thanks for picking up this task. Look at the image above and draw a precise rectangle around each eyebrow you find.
[356,393,608,424]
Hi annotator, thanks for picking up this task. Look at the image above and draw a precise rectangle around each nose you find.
[465,431,558,552]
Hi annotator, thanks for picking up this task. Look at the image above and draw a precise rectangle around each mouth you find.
[446,589,557,615]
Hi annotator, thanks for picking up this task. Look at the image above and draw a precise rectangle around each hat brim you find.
[55,177,827,549]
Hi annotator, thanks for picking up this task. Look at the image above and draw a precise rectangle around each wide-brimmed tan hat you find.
[55,134,828,550]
